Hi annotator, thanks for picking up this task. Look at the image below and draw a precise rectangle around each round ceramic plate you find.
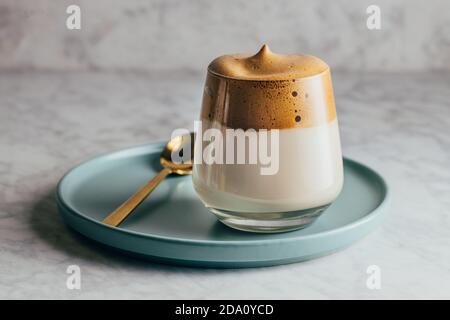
[56,143,390,268]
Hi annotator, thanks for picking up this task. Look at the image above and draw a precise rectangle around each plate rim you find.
[56,142,390,247]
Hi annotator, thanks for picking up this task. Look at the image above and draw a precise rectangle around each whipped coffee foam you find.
[203,45,336,130]
[208,44,329,81]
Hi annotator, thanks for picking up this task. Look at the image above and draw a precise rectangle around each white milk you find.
[192,119,343,213]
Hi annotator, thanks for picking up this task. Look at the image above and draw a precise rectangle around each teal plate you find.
[56,143,390,268]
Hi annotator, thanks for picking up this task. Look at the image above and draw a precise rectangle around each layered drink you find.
[192,45,343,232]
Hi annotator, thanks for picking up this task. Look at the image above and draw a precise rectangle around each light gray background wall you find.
[1,0,449,72]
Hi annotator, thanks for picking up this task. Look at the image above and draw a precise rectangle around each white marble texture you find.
[0,70,449,299]
[1,0,450,72]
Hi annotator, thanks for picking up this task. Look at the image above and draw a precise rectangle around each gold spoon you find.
[102,133,194,227]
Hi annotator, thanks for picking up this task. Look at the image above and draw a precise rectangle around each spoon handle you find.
[102,167,172,227]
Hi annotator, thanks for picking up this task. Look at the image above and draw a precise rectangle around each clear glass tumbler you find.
[192,45,343,233]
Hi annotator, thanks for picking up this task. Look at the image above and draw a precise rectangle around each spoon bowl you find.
[160,132,194,175]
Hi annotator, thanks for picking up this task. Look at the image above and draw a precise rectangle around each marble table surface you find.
[0,70,449,299]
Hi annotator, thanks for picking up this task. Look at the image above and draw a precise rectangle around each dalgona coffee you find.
[193,45,343,233]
